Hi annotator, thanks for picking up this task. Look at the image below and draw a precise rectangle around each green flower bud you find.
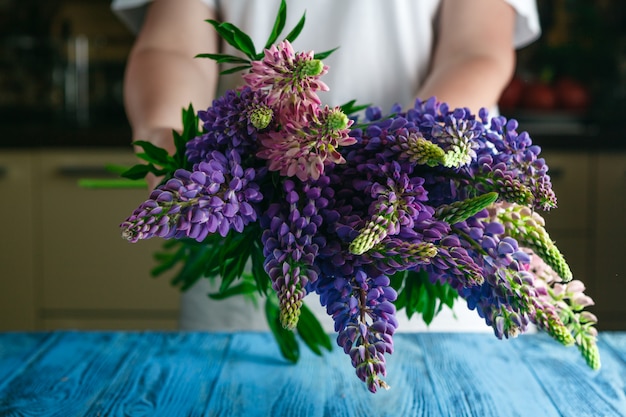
[248,105,273,130]
[350,217,389,255]
[326,109,349,131]
[303,59,324,76]
[402,135,446,167]
[435,192,498,225]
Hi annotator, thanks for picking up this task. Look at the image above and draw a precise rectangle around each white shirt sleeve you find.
[505,0,542,48]
[111,0,216,33]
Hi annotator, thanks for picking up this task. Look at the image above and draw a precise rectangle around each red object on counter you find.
[554,77,590,111]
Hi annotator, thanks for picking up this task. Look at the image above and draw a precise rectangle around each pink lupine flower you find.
[257,106,356,181]
[243,40,329,121]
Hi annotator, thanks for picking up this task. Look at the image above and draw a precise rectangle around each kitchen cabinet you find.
[0,151,36,330]
[539,151,593,289]
[0,148,179,331]
[592,153,626,330]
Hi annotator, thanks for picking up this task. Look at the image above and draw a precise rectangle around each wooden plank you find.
[602,332,626,363]
[306,333,442,417]
[0,331,150,416]
[203,332,328,416]
[0,333,54,389]
[204,332,448,416]
[86,332,231,417]
[0,332,624,416]
[413,333,562,417]
[511,332,626,417]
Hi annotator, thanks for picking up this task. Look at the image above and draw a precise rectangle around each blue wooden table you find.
[0,331,625,416]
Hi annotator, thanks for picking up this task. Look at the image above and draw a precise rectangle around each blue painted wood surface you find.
[0,331,624,416]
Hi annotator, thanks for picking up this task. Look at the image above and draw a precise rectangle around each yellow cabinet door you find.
[0,151,36,330]
[38,148,179,329]
[593,152,626,330]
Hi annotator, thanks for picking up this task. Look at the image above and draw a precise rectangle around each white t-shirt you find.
[112,0,541,332]
[113,0,540,112]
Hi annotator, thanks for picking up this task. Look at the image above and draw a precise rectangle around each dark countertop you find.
[1,123,134,150]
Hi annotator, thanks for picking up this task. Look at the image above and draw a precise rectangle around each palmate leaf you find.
[168,240,218,291]
[195,53,251,65]
[264,0,288,49]
[313,47,339,60]
[118,105,198,183]
[283,13,306,45]
[340,99,372,117]
[120,162,167,180]
[223,22,257,58]
[134,140,174,167]
[151,240,188,278]
[296,303,332,355]
[219,65,252,75]
[205,20,257,60]
[392,269,458,325]
[251,240,271,295]
[216,227,261,292]
[174,104,199,171]
[209,280,258,300]
[77,163,147,189]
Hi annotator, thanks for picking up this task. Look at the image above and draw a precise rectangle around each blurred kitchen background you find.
[0,0,625,331]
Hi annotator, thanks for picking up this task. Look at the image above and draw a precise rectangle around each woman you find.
[112,0,541,332]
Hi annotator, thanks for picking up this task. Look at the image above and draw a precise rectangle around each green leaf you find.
[169,242,216,291]
[340,99,371,116]
[421,284,437,325]
[78,178,146,189]
[104,163,133,175]
[120,163,154,180]
[133,140,172,166]
[151,241,188,277]
[399,270,458,325]
[233,29,257,58]
[209,281,258,300]
[219,65,252,75]
[251,241,270,295]
[390,271,407,310]
[314,47,339,60]
[209,21,256,59]
[173,104,199,170]
[195,53,251,65]
[283,13,306,44]
[264,0,287,49]
[217,232,253,291]
[296,303,332,355]
[266,296,299,363]
[205,19,237,48]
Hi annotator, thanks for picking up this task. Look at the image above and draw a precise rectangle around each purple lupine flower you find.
[121,149,262,242]
[313,267,397,393]
[480,116,557,210]
[431,107,481,168]
[186,87,273,166]
[349,161,428,255]
[260,178,328,328]
[452,214,541,339]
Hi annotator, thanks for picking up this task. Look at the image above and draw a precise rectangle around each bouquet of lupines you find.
[119,1,600,393]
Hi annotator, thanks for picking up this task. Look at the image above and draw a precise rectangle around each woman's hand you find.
[123,0,219,190]
[133,127,179,191]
